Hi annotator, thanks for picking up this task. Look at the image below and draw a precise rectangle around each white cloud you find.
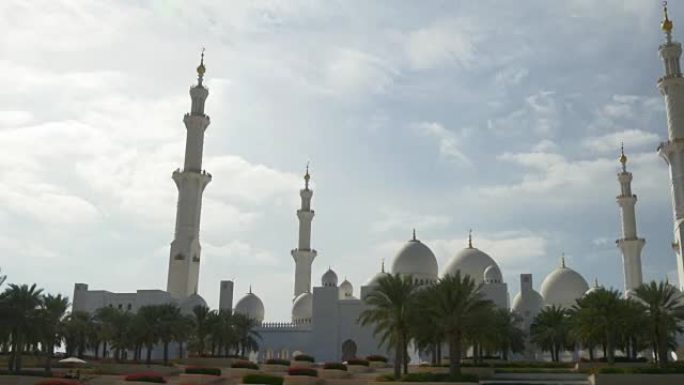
[582,129,659,153]
[414,122,471,165]
[371,207,451,233]
[405,18,477,70]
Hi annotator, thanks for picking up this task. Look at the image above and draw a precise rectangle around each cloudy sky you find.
[0,0,680,321]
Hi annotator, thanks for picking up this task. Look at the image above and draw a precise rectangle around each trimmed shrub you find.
[124,372,167,383]
[288,367,318,377]
[35,381,83,385]
[232,360,260,370]
[596,365,684,374]
[323,362,348,371]
[293,354,315,363]
[266,358,291,366]
[367,355,388,363]
[185,366,221,376]
[401,372,478,383]
[0,370,54,378]
[346,358,369,366]
[243,374,284,385]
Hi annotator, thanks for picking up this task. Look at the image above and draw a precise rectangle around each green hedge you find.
[185,366,221,376]
[232,361,259,370]
[376,373,478,383]
[323,362,348,370]
[266,358,290,366]
[367,355,388,362]
[346,358,369,366]
[597,366,684,374]
[243,374,284,385]
[293,354,315,362]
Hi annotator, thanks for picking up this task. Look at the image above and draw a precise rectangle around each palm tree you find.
[487,309,525,361]
[133,305,161,365]
[157,303,182,365]
[94,306,119,359]
[63,311,93,358]
[1,283,44,371]
[232,312,261,358]
[39,294,70,372]
[174,314,195,359]
[358,273,418,379]
[634,281,684,366]
[191,305,212,356]
[530,305,569,362]
[569,288,625,364]
[417,273,494,376]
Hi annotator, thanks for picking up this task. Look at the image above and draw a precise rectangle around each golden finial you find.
[412,228,417,241]
[381,258,385,273]
[561,253,566,268]
[197,48,206,77]
[304,162,310,189]
[662,1,674,33]
[619,142,627,168]
[468,229,473,248]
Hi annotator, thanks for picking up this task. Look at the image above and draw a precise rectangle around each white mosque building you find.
[72,6,683,362]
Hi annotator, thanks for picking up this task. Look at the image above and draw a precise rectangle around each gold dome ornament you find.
[197,48,206,76]
[619,142,627,165]
[662,1,673,33]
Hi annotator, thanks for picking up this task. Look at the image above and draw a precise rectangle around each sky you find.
[0,0,680,321]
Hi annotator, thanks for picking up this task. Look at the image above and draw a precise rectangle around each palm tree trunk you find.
[589,346,594,361]
[163,341,169,365]
[448,333,462,377]
[146,345,152,366]
[45,343,53,373]
[393,344,402,379]
[606,334,615,365]
[178,341,184,359]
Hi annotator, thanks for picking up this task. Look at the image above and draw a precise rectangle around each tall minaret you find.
[615,145,645,294]
[656,3,684,289]
[291,165,317,298]
[166,51,212,298]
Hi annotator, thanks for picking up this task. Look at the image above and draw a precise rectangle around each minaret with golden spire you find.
[167,50,212,298]
[656,2,684,289]
[292,163,317,298]
[616,144,645,295]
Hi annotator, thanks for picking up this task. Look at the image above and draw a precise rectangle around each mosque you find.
[71,5,683,362]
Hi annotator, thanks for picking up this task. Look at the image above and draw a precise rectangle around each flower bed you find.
[232,360,260,370]
[323,362,348,371]
[124,372,167,383]
[184,366,221,376]
[293,354,315,363]
[288,367,318,377]
[244,373,285,385]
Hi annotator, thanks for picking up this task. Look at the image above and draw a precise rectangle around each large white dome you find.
[511,290,544,318]
[234,290,265,322]
[443,246,499,284]
[292,292,313,323]
[178,293,207,315]
[391,233,438,282]
[540,259,589,308]
[322,268,338,287]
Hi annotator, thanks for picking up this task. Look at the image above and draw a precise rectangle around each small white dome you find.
[443,246,500,284]
[366,271,388,287]
[484,264,503,284]
[322,268,338,287]
[292,292,313,323]
[178,293,207,315]
[234,290,265,322]
[339,279,354,299]
[540,259,589,308]
[511,290,544,319]
[585,279,602,296]
[391,233,438,282]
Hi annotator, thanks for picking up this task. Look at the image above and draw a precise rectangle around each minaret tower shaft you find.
[291,165,317,298]
[615,145,645,294]
[167,52,212,298]
[656,3,684,289]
